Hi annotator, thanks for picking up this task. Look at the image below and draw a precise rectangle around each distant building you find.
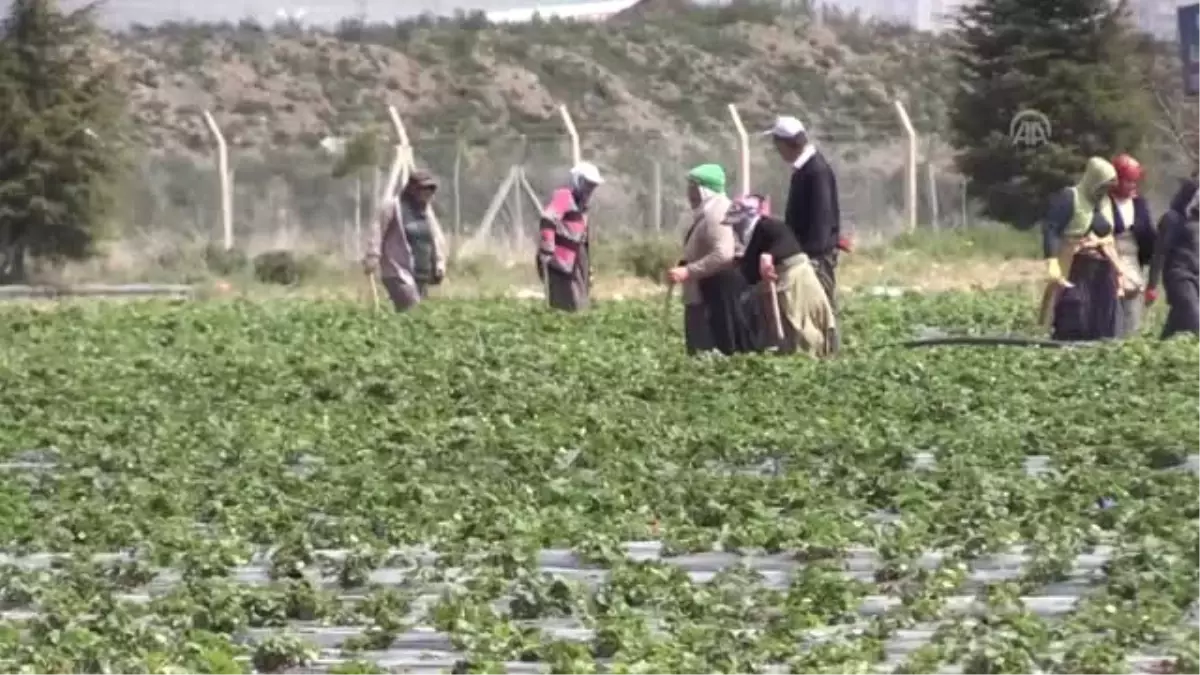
[1129,0,1193,39]
[484,0,642,23]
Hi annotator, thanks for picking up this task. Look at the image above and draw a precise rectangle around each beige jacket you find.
[363,195,447,285]
[680,194,735,305]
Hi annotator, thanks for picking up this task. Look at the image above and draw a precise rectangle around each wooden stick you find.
[1038,282,1059,329]
[765,280,784,344]
[368,274,381,312]
[663,282,675,332]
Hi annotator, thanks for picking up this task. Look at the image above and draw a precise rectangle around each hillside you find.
[113,3,956,154]
[86,2,967,261]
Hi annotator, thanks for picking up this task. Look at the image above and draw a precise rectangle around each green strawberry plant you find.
[0,291,1194,672]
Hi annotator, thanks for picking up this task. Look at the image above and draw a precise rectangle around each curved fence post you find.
[202,110,233,250]
[559,105,581,166]
[386,105,445,247]
[384,105,412,202]
[893,99,918,233]
[728,103,750,196]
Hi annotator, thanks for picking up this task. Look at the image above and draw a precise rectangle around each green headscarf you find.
[687,163,726,195]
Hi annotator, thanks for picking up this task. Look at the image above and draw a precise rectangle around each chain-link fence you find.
[115,115,985,266]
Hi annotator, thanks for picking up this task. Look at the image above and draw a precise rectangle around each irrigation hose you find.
[893,335,1097,349]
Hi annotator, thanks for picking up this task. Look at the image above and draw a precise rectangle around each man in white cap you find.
[763,116,842,330]
[535,161,604,311]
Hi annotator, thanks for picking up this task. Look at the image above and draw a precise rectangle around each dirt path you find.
[13,256,1045,305]
[840,257,1043,294]
[193,255,1046,304]
[534,258,1046,301]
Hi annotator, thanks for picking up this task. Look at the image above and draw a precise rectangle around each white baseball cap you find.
[571,161,604,185]
[761,116,806,139]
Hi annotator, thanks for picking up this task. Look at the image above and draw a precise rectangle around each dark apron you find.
[686,267,756,356]
[1051,253,1119,341]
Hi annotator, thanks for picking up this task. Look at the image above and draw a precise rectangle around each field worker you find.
[666,163,745,355]
[1145,178,1199,339]
[536,161,603,312]
[1040,156,1124,341]
[362,170,447,312]
[728,195,835,357]
[763,116,842,316]
[728,194,771,353]
[1107,154,1156,337]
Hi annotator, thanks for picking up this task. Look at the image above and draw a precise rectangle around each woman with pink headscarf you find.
[727,193,836,358]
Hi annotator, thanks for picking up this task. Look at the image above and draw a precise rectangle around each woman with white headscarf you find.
[665,163,752,355]
[1146,177,1199,339]
[535,162,604,312]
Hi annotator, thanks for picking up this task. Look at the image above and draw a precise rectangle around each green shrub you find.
[882,226,1040,262]
[252,250,318,285]
[204,244,248,275]
[601,236,678,282]
[448,252,507,280]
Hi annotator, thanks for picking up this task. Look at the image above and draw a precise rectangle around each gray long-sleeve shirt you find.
[363,195,447,285]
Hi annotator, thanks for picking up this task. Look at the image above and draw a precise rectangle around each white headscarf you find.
[569,162,603,192]
[691,185,722,218]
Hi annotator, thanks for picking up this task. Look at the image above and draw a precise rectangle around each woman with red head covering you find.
[1107,153,1156,337]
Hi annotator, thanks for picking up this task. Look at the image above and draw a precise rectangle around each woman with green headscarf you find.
[666,163,751,355]
[1040,156,1127,341]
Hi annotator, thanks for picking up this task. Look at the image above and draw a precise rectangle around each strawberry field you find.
[0,291,1197,674]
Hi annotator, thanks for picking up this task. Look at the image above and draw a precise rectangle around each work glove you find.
[1046,258,1072,288]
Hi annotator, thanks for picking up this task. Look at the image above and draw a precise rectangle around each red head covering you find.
[1110,154,1142,199]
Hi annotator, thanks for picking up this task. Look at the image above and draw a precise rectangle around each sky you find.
[33,0,959,30]
[32,0,673,27]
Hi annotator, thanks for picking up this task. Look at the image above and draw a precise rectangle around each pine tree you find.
[949,0,1150,228]
[0,0,127,283]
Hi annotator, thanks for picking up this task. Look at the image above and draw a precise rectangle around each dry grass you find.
[841,255,1044,294]
[29,226,1048,304]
